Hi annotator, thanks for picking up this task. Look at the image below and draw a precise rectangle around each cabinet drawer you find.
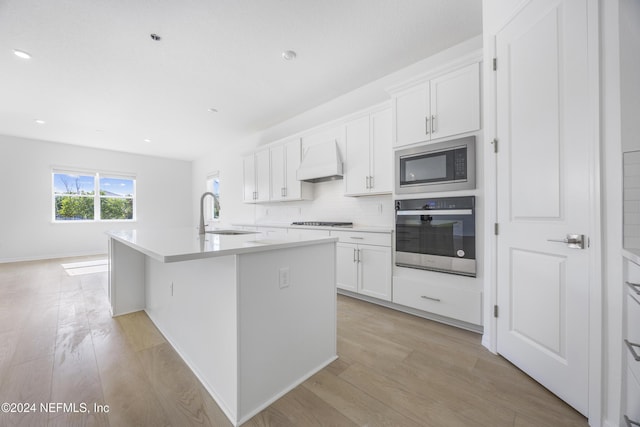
[627,294,640,383]
[330,230,391,247]
[626,366,640,426]
[392,276,481,325]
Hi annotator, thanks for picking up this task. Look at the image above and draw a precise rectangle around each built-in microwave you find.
[395,136,475,194]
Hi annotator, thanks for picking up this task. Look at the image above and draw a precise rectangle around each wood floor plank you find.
[49,325,108,427]
[91,320,172,427]
[136,341,228,427]
[302,368,424,427]
[116,310,166,352]
[0,356,53,427]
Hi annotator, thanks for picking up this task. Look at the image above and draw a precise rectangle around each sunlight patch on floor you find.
[61,259,108,276]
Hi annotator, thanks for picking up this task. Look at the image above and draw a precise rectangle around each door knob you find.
[547,234,586,249]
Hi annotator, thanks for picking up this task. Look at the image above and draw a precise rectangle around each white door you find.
[429,62,480,140]
[344,115,371,195]
[495,0,594,415]
[370,108,393,194]
[394,84,429,147]
[336,243,358,292]
[254,149,270,203]
[270,145,285,201]
[358,245,391,301]
[242,154,256,203]
[284,139,301,200]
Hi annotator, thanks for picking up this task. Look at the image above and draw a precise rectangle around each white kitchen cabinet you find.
[270,138,312,202]
[392,62,480,147]
[332,230,392,301]
[344,107,392,196]
[242,149,270,203]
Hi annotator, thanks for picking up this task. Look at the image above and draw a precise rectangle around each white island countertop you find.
[106,227,337,263]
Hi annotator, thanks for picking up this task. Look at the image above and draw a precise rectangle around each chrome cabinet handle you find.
[625,339,640,361]
[357,249,361,263]
[369,176,374,189]
[350,236,364,240]
[353,248,357,263]
[431,115,437,133]
[547,234,585,249]
[421,295,441,302]
[625,415,640,427]
[365,176,370,189]
[425,116,430,134]
[627,281,640,295]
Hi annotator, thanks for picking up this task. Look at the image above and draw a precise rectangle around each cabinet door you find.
[370,108,392,194]
[394,84,429,147]
[242,154,256,203]
[336,243,358,292]
[430,62,480,140]
[254,149,270,202]
[358,245,391,301]
[283,139,302,200]
[270,145,285,201]
[344,115,371,196]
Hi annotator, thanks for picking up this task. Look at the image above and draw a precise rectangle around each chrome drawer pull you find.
[350,236,364,240]
[625,415,640,427]
[625,339,640,361]
[627,281,640,295]
[420,295,441,302]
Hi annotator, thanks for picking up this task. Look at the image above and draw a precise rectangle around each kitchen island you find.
[106,228,338,426]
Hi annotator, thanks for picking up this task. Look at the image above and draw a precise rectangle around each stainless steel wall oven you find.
[395,196,476,277]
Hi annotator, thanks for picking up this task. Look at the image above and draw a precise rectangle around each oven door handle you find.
[396,209,473,216]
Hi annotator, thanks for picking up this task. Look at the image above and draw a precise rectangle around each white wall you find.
[0,134,192,262]
[193,36,483,229]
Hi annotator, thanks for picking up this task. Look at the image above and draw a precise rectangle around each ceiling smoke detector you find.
[281,50,297,61]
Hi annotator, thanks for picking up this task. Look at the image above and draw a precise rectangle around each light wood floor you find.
[0,256,587,427]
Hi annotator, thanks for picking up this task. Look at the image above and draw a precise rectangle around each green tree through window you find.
[53,171,135,221]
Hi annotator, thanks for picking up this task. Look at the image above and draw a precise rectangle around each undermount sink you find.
[206,230,258,235]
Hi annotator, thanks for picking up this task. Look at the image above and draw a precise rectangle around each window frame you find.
[205,172,220,222]
[52,168,137,223]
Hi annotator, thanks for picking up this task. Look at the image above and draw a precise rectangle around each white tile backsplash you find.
[252,179,394,227]
[625,151,640,249]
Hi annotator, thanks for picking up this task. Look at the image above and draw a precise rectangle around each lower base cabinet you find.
[333,231,392,301]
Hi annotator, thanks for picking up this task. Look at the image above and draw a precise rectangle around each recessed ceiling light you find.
[143,138,152,143]
[13,49,32,59]
[208,108,218,113]
[34,119,45,125]
[282,50,297,61]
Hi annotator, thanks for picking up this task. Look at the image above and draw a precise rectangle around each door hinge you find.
[491,138,498,153]
[494,223,499,235]
[493,57,497,71]
[494,305,499,318]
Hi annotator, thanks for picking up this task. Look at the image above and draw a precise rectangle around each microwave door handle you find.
[396,209,473,216]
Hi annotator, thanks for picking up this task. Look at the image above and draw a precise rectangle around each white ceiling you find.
[0,0,482,160]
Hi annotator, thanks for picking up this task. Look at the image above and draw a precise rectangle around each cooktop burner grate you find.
[291,221,353,227]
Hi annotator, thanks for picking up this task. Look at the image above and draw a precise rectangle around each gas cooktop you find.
[291,221,353,227]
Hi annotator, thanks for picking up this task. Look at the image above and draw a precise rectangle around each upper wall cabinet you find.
[242,149,270,203]
[269,138,312,202]
[392,62,480,148]
[344,107,393,196]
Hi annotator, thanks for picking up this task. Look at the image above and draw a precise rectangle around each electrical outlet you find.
[279,267,290,289]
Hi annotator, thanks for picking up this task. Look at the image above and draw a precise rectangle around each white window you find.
[205,172,220,221]
[53,170,136,222]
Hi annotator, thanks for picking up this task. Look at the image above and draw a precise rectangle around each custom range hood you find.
[296,140,344,183]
